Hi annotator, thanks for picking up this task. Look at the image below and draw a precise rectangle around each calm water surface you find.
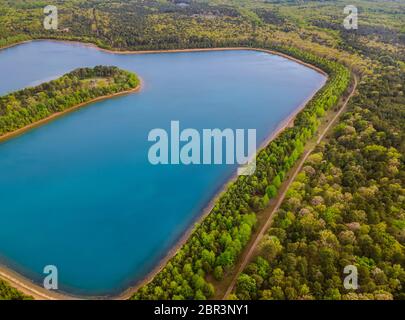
[0,41,326,296]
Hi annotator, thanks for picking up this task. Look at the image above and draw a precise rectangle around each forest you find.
[0,0,403,300]
[0,65,139,136]
[234,61,405,300]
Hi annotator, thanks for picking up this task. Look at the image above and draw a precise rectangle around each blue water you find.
[0,40,326,296]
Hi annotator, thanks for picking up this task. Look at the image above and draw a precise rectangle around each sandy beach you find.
[0,39,329,300]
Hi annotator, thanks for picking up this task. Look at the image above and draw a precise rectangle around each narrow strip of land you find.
[221,75,358,299]
[0,84,141,144]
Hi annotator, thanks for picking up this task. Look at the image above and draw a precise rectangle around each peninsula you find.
[0,65,140,141]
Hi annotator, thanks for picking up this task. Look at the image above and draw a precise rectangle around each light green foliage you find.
[235,63,405,300]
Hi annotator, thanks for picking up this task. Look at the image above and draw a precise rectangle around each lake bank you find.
[0,264,72,300]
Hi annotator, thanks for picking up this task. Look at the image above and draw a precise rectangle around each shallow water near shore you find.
[0,40,326,296]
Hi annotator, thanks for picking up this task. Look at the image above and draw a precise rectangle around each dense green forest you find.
[231,1,405,301]
[0,0,403,300]
[234,61,405,300]
[0,66,139,136]
[0,1,403,64]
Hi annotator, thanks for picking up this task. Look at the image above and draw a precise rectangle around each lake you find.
[0,40,326,296]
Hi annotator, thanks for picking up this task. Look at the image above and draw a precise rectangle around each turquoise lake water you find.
[0,41,326,296]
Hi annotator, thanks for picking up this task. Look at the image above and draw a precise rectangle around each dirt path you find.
[221,75,358,299]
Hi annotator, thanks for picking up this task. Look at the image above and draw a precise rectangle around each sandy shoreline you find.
[0,264,74,300]
[0,39,328,300]
[0,40,33,51]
